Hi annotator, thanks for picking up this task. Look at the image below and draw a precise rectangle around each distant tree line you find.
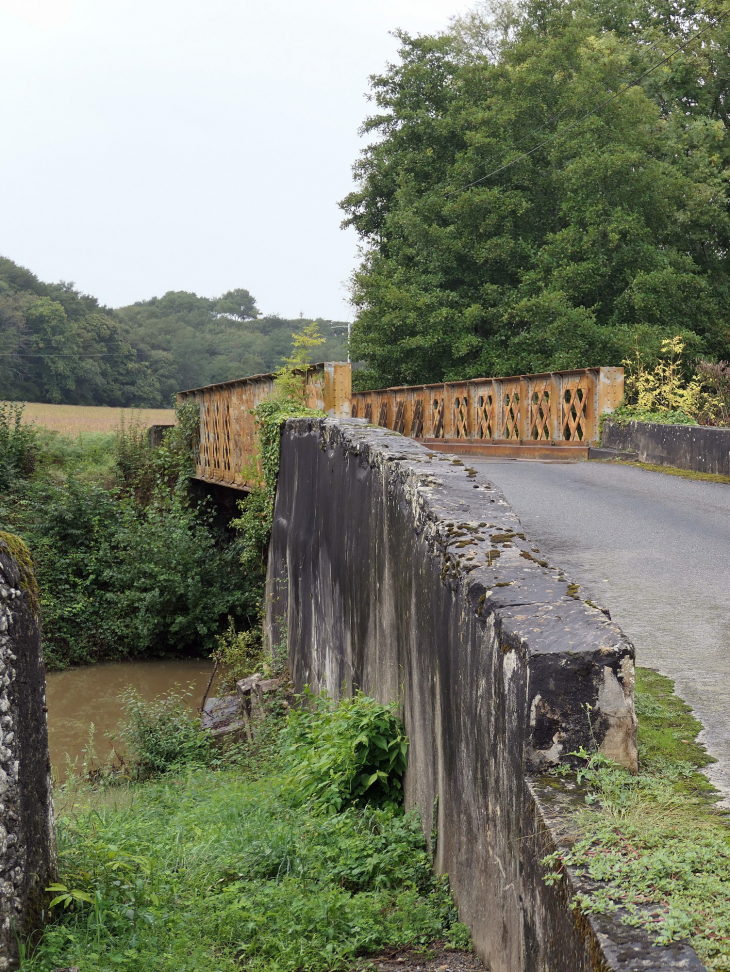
[0,256,349,406]
[343,0,730,390]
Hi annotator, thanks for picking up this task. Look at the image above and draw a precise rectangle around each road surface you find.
[472,459,730,802]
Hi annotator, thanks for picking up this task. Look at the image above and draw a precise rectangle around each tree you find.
[341,0,730,389]
[215,288,259,321]
[0,257,349,405]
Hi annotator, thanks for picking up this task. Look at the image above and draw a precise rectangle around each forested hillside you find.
[0,256,348,406]
[343,0,730,389]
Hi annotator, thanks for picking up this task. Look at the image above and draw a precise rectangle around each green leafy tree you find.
[215,288,260,321]
[274,322,326,401]
[0,256,349,406]
[342,0,730,388]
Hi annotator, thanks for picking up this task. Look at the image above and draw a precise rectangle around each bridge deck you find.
[474,457,730,806]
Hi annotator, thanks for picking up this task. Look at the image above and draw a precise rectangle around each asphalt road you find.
[471,459,730,803]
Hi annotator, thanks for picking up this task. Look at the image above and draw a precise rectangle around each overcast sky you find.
[0,0,466,320]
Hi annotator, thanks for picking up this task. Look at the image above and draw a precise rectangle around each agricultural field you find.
[6,401,176,434]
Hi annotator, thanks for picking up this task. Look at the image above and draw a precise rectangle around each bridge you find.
[177,362,625,488]
[179,362,724,972]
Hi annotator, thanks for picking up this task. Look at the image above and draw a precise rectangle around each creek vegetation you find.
[0,399,256,669]
[544,667,730,970]
[23,686,470,972]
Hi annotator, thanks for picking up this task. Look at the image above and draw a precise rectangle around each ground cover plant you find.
[544,667,730,970]
[22,690,469,972]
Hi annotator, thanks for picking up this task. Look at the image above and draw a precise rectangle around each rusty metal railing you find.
[350,367,623,456]
[177,362,351,490]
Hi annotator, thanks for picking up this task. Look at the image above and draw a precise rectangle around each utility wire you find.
[445,10,730,197]
[505,33,670,153]
[0,352,135,357]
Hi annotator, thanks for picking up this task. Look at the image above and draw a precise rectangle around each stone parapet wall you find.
[602,419,730,475]
[265,419,704,972]
[0,535,56,971]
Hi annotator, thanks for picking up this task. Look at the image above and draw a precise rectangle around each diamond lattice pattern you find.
[562,382,588,440]
[530,384,551,440]
[454,396,468,438]
[502,386,520,439]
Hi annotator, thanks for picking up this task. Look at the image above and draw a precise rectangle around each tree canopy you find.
[0,257,349,406]
[342,0,730,389]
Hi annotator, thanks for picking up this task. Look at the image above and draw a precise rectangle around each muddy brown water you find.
[45,658,219,778]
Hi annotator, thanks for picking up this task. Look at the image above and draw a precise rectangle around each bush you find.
[0,402,37,489]
[696,360,730,427]
[214,617,268,692]
[279,691,409,813]
[117,686,213,778]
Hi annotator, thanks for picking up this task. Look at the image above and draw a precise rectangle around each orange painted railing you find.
[177,362,351,490]
[177,364,623,488]
[350,368,623,448]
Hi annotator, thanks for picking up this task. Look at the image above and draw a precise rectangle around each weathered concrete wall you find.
[603,419,730,475]
[265,419,704,972]
[0,535,56,970]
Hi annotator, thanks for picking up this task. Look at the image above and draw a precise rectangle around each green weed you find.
[22,693,467,971]
[543,668,730,969]
[279,690,408,813]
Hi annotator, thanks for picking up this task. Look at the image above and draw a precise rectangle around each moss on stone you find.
[0,530,39,615]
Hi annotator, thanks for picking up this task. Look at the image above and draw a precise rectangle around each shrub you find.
[0,402,37,489]
[696,360,730,427]
[279,690,409,813]
[117,685,213,778]
[622,336,701,418]
[213,617,268,692]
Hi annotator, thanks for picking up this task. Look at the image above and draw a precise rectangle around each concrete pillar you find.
[0,533,56,970]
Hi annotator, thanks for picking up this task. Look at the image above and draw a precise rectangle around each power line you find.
[0,352,135,358]
[445,11,729,197]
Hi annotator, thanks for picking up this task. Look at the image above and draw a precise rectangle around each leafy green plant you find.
[273,321,326,402]
[0,402,38,489]
[279,690,409,813]
[231,396,322,586]
[116,686,213,779]
[695,360,730,427]
[622,337,702,419]
[213,616,268,691]
[46,883,94,910]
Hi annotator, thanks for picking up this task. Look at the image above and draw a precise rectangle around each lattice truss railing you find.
[350,368,623,445]
[178,363,352,489]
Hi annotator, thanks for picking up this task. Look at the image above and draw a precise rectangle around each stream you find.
[45,657,220,778]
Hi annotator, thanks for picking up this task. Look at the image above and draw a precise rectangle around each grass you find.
[34,428,119,482]
[627,461,730,485]
[5,401,175,435]
[21,692,469,972]
[544,667,730,969]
